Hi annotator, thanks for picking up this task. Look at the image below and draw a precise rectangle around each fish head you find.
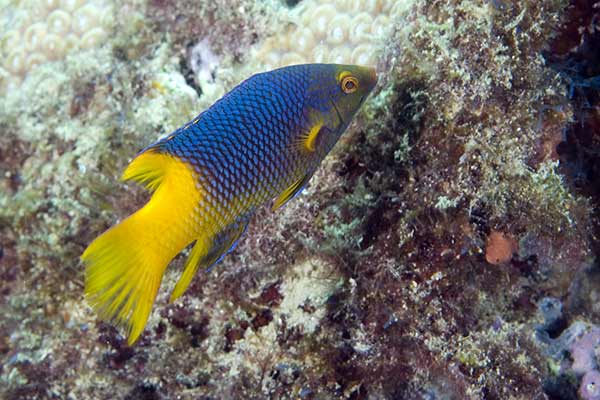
[303,64,378,148]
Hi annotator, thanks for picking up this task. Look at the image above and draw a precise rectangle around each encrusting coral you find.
[0,0,114,93]
[581,370,600,400]
[252,0,410,69]
[0,0,599,398]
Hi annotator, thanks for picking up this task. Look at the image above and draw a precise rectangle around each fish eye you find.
[341,75,359,94]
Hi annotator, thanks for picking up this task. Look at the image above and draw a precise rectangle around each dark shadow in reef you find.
[543,3,600,396]
[544,0,600,259]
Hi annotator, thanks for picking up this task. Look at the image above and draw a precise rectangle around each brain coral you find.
[252,0,409,70]
[0,0,114,93]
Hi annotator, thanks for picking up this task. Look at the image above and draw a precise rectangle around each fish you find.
[81,63,377,344]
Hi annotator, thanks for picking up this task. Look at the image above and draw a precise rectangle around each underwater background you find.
[0,0,599,399]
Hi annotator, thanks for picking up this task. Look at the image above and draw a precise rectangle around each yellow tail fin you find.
[82,150,202,344]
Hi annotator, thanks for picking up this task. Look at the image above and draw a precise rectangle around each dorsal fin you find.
[121,149,171,192]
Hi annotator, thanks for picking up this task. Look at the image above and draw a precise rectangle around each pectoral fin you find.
[272,173,313,211]
[300,121,323,152]
[290,117,325,153]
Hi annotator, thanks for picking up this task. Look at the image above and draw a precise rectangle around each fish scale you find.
[81,63,377,344]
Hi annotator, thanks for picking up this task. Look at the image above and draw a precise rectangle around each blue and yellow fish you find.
[82,63,377,344]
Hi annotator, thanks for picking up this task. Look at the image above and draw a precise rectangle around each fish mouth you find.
[355,65,378,93]
[367,67,377,85]
[365,66,377,91]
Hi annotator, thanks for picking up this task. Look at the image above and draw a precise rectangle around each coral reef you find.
[537,319,600,399]
[570,327,600,374]
[581,370,600,400]
[485,231,518,265]
[252,0,408,69]
[1,0,599,398]
[0,0,114,93]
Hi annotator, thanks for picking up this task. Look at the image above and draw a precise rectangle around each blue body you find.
[152,65,352,228]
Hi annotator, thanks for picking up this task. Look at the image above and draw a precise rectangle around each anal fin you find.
[169,216,250,302]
